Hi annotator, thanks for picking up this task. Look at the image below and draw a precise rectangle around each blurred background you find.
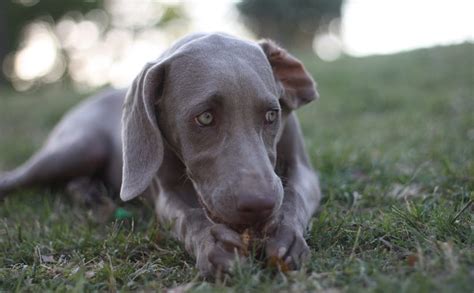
[0,0,472,91]
[0,2,473,290]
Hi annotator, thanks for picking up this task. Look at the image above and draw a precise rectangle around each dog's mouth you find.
[194,191,266,233]
[195,192,240,230]
[189,177,274,232]
[196,193,273,233]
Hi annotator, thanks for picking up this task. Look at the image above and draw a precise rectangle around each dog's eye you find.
[265,110,278,123]
[195,111,214,126]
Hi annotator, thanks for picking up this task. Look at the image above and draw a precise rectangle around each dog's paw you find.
[195,224,246,278]
[264,221,310,271]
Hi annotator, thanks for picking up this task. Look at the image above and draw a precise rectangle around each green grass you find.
[1,43,473,292]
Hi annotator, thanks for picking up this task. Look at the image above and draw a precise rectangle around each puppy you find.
[0,33,321,276]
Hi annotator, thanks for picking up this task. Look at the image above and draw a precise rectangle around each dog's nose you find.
[237,195,276,223]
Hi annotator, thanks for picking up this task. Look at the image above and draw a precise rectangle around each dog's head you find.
[120,33,318,229]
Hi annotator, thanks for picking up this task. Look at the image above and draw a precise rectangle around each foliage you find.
[0,0,103,83]
[0,0,186,87]
[0,43,473,291]
[237,0,343,50]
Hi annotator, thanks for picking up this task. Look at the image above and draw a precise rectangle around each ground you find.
[0,43,473,292]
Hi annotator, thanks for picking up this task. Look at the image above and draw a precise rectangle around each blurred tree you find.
[237,0,343,51]
[0,0,103,85]
[0,0,186,88]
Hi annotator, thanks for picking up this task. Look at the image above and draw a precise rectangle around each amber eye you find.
[265,110,278,123]
[195,111,214,126]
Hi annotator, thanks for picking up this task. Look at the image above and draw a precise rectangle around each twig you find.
[451,199,473,224]
[349,225,361,261]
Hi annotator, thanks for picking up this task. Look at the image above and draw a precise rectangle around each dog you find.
[0,33,321,277]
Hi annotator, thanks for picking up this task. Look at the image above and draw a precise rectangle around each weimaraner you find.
[0,33,321,277]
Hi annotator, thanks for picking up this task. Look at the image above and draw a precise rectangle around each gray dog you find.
[0,33,321,276]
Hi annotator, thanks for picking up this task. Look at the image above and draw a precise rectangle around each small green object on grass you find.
[114,207,133,220]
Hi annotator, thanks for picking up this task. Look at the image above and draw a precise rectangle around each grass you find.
[0,43,473,292]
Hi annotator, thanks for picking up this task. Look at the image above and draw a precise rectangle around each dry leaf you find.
[267,255,290,273]
[41,255,55,263]
[85,271,96,279]
[166,282,195,293]
[406,254,418,267]
[389,183,424,199]
[240,228,252,256]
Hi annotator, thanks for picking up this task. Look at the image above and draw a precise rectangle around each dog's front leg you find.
[265,114,322,270]
[155,185,246,278]
[264,164,321,270]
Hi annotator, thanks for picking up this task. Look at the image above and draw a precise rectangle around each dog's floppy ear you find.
[259,40,319,110]
[120,60,168,201]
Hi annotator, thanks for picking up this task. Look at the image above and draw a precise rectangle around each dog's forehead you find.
[165,34,279,104]
[175,34,266,65]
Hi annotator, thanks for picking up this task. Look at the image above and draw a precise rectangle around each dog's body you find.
[0,33,321,276]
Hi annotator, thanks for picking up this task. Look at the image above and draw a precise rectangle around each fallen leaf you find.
[85,271,96,279]
[166,282,195,293]
[41,255,55,263]
[240,228,252,256]
[406,254,418,267]
[267,255,290,273]
[389,183,424,199]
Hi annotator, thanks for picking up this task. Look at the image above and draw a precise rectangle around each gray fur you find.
[0,33,321,277]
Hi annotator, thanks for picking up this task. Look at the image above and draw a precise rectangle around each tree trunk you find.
[0,0,9,85]
[253,20,315,52]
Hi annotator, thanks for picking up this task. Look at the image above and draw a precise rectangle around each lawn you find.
[0,43,473,292]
